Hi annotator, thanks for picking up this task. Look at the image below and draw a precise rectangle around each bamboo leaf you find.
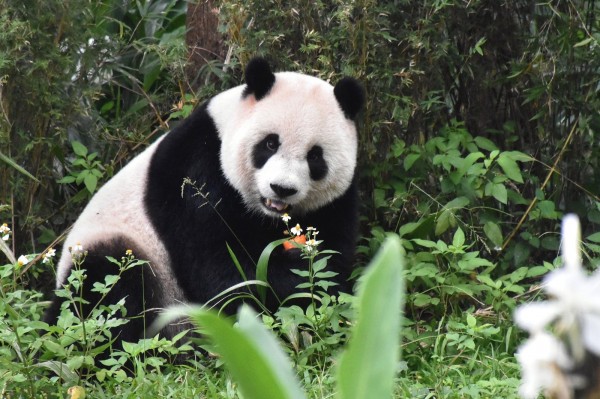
[0,151,39,182]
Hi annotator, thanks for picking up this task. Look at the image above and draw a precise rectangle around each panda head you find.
[209,58,365,217]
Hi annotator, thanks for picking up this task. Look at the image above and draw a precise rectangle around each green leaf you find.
[457,257,494,271]
[435,210,452,236]
[444,196,470,211]
[497,153,523,183]
[337,235,404,399]
[57,175,76,184]
[226,242,247,281]
[191,306,305,399]
[491,183,508,204]
[256,238,289,304]
[412,238,438,249]
[574,37,593,47]
[505,151,533,162]
[36,360,79,383]
[403,153,420,171]
[526,265,550,278]
[71,141,88,157]
[484,221,503,248]
[0,150,40,182]
[474,136,498,151]
[84,172,98,193]
[452,228,465,248]
[586,232,600,243]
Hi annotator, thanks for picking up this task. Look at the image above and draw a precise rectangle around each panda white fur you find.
[45,58,365,344]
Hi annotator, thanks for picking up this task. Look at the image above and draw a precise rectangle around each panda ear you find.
[244,58,276,101]
[334,77,365,120]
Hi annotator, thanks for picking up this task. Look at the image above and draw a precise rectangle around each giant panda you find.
[44,58,365,345]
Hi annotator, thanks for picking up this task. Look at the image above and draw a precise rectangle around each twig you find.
[501,120,579,252]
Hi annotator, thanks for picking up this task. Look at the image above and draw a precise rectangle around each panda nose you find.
[270,183,298,198]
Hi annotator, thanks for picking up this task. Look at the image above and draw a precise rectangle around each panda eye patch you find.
[252,133,280,169]
[307,145,328,181]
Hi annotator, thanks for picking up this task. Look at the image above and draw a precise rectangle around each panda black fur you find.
[44,58,365,345]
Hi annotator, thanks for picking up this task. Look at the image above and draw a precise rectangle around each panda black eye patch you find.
[252,133,280,169]
[307,145,328,181]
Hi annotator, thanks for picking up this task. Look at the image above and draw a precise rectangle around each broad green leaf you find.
[586,232,600,243]
[457,257,494,271]
[452,228,465,248]
[71,141,88,157]
[83,172,97,193]
[497,153,524,183]
[491,183,508,204]
[526,265,550,278]
[36,360,79,383]
[435,210,450,236]
[474,136,498,151]
[412,238,438,249]
[484,221,503,248]
[505,151,533,162]
[403,153,420,171]
[191,306,305,399]
[337,235,404,399]
[445,196,470,210]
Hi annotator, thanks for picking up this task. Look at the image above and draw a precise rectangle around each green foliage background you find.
[1,0,599,397]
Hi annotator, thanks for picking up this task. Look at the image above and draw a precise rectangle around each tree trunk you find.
[185,0,226,90]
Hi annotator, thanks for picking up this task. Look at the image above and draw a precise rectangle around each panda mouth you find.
[262,198,291,213]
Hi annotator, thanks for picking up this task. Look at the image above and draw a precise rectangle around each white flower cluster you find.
[280,214,321,255]
[515,214,600,398]
[1,223,11,241]
[69,242,86,262]
[42,248,56,264]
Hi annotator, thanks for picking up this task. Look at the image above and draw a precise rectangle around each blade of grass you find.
[0,151,40,182]
[226,242,247,281]
[256,238,288,304]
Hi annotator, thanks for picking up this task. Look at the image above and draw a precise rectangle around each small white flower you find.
[290,224,303,236]
[306,226,319,237]
[42,248,56,264]
[281,213,291,223]
[17,255,29,267]
[69,242,86,261]
[1,223,10,241]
